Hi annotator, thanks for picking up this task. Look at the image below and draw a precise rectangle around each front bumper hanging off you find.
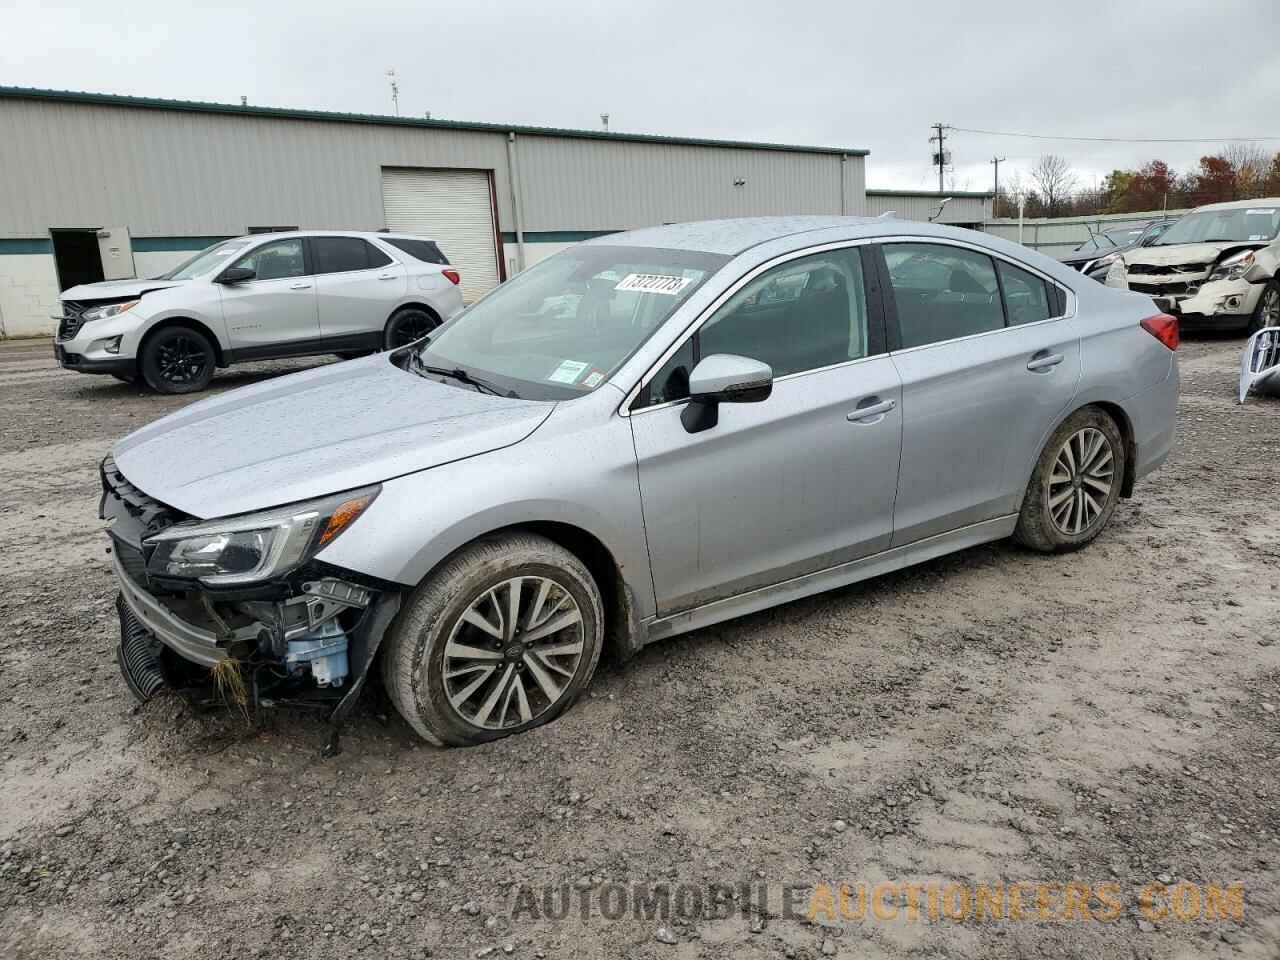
[102,457,402,755]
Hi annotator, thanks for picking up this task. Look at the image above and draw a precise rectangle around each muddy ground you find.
[0,334,1277,960]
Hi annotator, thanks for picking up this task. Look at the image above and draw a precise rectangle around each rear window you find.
[384,237,449,265]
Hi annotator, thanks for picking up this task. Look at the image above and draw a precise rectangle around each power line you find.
[950,125,1280,144]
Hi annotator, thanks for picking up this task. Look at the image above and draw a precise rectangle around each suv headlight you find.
[1088,252,1119,273]
[82,300,140,323]
[1209,250,1255,282]
[144,486,379,586]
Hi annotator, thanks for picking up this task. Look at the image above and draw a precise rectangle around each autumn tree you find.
[1192,155,1237,206]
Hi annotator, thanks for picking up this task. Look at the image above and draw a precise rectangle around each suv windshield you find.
[157,238,256,280]
[415,244,729,400]
[1155,207,1280,246]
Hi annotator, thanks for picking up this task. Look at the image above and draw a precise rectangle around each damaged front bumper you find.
[1126,272,1261,327]
[102,457,401,754]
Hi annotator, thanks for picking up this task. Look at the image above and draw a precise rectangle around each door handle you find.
[289,282,312,290]
[377,272,396,280]
[847,397,896,422]
[1027,353,1064,372]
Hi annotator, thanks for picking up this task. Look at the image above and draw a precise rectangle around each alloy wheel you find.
[389,313,434,348]
[156,336,210,385]
[1047,427,1114,535]
[442,576,585,731]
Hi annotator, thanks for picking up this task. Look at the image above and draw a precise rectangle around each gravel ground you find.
[1,334,1277,960]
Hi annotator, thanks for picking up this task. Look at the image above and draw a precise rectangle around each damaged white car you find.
[1106,199,1280,332]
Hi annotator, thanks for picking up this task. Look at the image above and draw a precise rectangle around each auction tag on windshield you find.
[1246,209,1277,215]
[582,371,605,388]
[547,359,589,384]
[616,273,692,296]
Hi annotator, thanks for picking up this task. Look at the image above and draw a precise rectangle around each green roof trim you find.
[0,86,870,158]
[132,236,232,252]
[500,230,620,244]
[866,188,994,199]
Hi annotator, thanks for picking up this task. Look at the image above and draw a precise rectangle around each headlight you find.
[144,486,379,586]
[82,300,140,322]
[1209,250,1255,282]
[1087,253,1119,274]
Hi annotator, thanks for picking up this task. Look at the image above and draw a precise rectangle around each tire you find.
[1248,279,1280,334]
[140,325,216,394]
[1013,407,1126,553]
[382,307,440,351]
[381,533,604,747]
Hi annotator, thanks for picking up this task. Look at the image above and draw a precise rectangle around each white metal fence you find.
[983,209,1192,258]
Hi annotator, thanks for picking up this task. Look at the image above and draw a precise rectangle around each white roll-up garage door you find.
[381,167,500,303]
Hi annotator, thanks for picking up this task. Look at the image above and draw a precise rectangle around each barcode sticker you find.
[615,273,692,296]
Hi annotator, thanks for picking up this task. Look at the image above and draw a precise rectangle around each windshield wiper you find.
[412,357,510,397]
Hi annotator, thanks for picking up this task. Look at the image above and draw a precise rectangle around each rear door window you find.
[311,237,387,274]
[883,243,1003,348]
[997,260,1052,326]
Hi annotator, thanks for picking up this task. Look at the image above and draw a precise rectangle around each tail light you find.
[1140,313,1179,350]
[442,269,461,286]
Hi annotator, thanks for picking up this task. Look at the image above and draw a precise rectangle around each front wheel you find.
[1014,407,1126,552]
[140,326,216,394]
[381,533,604,746]
[1249,279,1280,334]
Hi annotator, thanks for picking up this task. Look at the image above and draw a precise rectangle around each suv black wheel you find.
[383,307,440,350]
[140,326,216,394]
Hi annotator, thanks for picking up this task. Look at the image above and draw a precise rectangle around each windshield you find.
[1155,207,1280,246]
[157,238,256,280]
[415,244,729,400]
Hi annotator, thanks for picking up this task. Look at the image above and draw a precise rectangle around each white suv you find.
[54,231,467,393]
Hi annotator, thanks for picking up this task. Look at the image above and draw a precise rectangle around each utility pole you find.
[600,113,609,132]
[386,69,400,116]
[990,156,1006,218]
[930,123,950,193]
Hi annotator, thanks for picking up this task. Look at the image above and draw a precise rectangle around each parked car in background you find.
[1059,219,1175,281]
[101,216,1179,749]
[1107,200,1280,331]
[54,231,465,393]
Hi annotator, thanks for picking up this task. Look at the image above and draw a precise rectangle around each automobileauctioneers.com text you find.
[507,880,1244,924]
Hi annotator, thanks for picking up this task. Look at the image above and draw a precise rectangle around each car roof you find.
[586,216,915,256]
[230,230,437,242]
[1192,197,1280,212]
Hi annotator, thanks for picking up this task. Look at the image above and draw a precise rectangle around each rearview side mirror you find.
[681,354,773,434]
[218,266,256,284]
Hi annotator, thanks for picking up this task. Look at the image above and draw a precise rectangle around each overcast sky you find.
[9,0,1280,197]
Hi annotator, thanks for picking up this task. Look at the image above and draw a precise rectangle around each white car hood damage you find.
[112,355,554,519]
[1124,242,1244,269]
[61,277,186,301]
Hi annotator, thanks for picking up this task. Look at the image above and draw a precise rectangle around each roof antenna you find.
[386,69,400,116]
[927,197,952,223]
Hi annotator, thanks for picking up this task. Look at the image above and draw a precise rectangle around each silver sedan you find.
[104,217,1179,749]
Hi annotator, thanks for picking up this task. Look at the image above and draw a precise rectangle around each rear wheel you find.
[381,533,604,746]
[1249,279,1280,334]
[382,307,440,350]
[140,326,216,394]
[1014,407,1126,552]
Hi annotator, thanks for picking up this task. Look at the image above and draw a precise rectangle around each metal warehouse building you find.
[0,87,986,338]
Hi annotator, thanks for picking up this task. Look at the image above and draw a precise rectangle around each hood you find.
[1125,241,1260,269]
[61,277,186,301]
[113,355,555,518]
